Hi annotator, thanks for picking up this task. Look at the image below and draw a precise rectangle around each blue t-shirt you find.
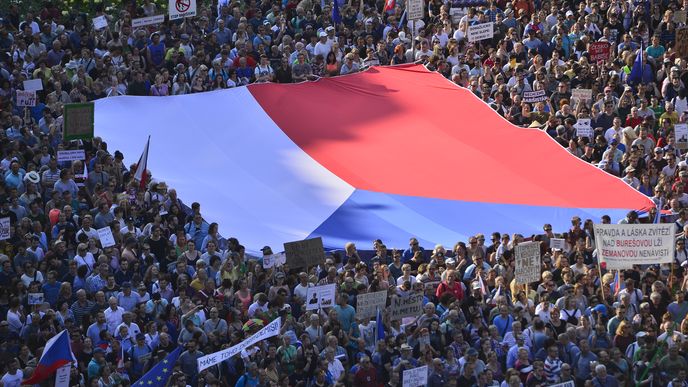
[334,304,356,332]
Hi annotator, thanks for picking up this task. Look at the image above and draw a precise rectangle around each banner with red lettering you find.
[593,224,675,269]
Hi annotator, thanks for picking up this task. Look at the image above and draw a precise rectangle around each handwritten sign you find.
[283,237,324,268]
[16,90,37,107]
[571,88,592,103]
[132,14,165,28]
[575,118,593,138]
[593,224,675,269]
[515,241,541,284]
[92,15,108,30]
[56,150,86,163]
[197,318,280,372]
[589,42,611,62]
[356,290,387,319]
[0,217,9,240]
[305,283,336,310]
[402,365,428,387]
[550,238,566,250]
[523,89,548,103]
[97,227,116,248]
[468,22,494,42]
[407,0,425,20]
[390,294,424,321]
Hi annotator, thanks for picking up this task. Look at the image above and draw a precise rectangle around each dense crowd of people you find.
[2,0,688,386]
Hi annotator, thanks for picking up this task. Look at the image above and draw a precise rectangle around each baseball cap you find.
[319,31,327,37]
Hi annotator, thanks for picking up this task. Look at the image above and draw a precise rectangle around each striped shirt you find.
[544,356,563,384]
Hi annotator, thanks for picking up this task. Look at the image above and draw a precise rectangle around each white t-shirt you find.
[1,370,23,387]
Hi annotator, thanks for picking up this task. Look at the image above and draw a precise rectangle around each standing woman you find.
[150,74,169,96]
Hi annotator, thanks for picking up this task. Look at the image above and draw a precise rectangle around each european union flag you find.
[132,347,181,387]
[628,45,643,86]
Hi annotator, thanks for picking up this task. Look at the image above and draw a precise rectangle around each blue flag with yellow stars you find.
[132,347,181,386]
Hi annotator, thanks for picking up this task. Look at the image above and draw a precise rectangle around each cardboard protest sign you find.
[63,103,95,140]
[197,318,280,372]
[675,10,687,24]
[594,224,675,269]
[402,365,428,387]
[515,241,541,284]
[283,237,324,268]
[132,14,165,28]
[575,118,593,138]
[389,294,424,320]
[550,238,566,250]
[589,42,611,62]
[305,283,336,310]
[523,90,548,103]
[97,227,116,248]
[676,123,688,149]
[356,290,387,319]
[169,0,197,20]
[16,90,37,107]
[468,22,494,42]
[0,217,10,240]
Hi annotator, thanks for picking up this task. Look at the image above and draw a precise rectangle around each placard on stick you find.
[283,237,324,268]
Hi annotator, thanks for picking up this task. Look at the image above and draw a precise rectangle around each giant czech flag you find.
[96,65,653,251]
[23,330,76,384]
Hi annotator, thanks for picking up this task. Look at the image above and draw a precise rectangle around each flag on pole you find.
[22,330,76,385]
[133,135,150,190]
[332,0,342,24]
[376,307,385,343]
[131,347,181,387]
[628,45,644,86]
[654,198,663,223]
[399,9,407,27]
[610,270,621,295]
[384,0,395,12]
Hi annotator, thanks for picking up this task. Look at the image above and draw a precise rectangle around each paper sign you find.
[390,294,424,321]
[63,103,95,140]
[132,14,166,28]
[273,252,286,267]
[549,381,575,387]
[467,22,494,42]
[550,238,566,250]
[523,89,548,103]
[23,79,43,92]
[97,227,116,248]
[593,224,675,269]
[283,237,324,268]
[675,123,688,149]
[56,149,86,163]
[571,88,593,103]
[0,217,9,240]
[356,290,387,319]
[407,0,425,20]
[28,293,45,305]
[169,0,197,20]
[677,28,688,59]
[674,10,687,24]
[16,90,37,107]
[575,118,593,138]
[92,15,108,30]
[263,254,275,268]
[305,283,336,310]
[449,8,467,23]
[424,280,441,291]
[515,241,541,284]
[402,365,428,387]
[197,318,280,372]
[55,364,71,387]
[589,42,611,62]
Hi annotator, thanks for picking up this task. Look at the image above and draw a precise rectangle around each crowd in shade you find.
[2,0,688,386]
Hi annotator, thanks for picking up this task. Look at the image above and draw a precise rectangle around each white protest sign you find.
[23,79,43,92]
[515,241,541,284]
[56,150,86,163]
[467,22,494,42]
[593,224,675,269]
[390,294,424,321]
[132,14,165,28]
[407,0,425,20]
[548,381,575,387]
[273,252,286,267]
[575,118,593,138]
[402,365,428,387]
[571,88,593,103]
[263,254,275,268]
[523,89,548,103]
[169,0,197,20]
[675,123,688,149]
[92,15,108,30]
[28,293,45,305]
[550,238,566,250]
[305,283,336,310]
[197,318,280,372]
[449,8,467,24]
[97,227,116,248]
[356,290,387,319]
[55,364,71,387]
[0,217,10,240]
[16,90,37,107]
